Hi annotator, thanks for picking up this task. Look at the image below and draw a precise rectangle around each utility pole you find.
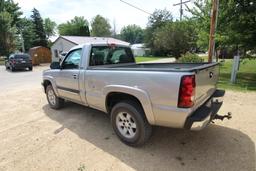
[112,19,117,37]
[20,32,25,53]
[173,0,191,21]
[208,0,219,62]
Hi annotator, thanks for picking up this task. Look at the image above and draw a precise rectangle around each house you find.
[29,46,51,65]
[51,36,130,62]
[131,44,150,57]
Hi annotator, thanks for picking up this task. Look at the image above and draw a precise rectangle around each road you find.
[0,65,255,171]
[0,65,45,92]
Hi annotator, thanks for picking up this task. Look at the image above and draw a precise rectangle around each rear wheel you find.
[111,101,152,146]
[46,85,64,109]
[29,66,33,71]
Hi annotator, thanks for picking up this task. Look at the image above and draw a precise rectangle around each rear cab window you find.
[89,46,135,66]
[14,54,30,60]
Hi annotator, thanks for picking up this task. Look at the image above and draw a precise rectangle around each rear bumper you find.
[13,63,32,69]
[184,89,225,130]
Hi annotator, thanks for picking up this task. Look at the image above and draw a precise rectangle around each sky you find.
[14,0,194,33]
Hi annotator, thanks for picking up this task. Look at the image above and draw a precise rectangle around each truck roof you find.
[70,41,131,51]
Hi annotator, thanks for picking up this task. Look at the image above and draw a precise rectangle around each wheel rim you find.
[47,89,56,105]
[116,112,137,139]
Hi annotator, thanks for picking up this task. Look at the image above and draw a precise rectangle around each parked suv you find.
[5,53,33,71]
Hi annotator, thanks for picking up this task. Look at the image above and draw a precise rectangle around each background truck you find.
[42,41,225,146]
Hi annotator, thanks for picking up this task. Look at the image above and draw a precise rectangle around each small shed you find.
[29,46,52,65]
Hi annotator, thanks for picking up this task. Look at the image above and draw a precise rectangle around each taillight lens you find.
[12,60,16,64]
[178,75,196,108]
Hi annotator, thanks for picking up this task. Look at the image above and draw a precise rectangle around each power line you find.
[119,0,152,15]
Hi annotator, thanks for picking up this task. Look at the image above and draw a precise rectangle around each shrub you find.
[178,53,204,63]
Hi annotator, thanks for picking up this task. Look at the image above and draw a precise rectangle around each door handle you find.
[73,74,78,79]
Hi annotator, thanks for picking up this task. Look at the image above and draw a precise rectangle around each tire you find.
[10,66,15,71]
[111,100,152,146]
[29,66,33,71]
[46,85,64,109]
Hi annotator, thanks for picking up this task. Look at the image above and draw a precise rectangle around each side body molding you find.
[103,85,155,125]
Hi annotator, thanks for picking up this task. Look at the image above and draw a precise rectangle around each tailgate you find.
[194,63,219,110]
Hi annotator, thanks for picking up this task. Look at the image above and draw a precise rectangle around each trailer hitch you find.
[212,112,232,122]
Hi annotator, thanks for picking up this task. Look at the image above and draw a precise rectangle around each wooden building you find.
[29,46,51,65]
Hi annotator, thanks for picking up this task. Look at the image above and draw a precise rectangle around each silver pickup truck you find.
[42,41,226,146]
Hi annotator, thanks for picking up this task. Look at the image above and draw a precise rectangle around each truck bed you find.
[88,62,219,72]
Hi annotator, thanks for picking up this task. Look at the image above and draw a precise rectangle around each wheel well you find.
[43,80,51,92]
[106,92,144,114]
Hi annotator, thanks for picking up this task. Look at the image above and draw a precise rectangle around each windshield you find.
[89,46,135,66]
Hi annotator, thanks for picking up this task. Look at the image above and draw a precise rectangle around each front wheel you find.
[111,101,152,146]
[29,66,33,71]
[46,85,64,109]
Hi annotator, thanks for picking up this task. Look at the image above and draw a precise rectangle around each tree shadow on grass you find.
[43,103,255,171]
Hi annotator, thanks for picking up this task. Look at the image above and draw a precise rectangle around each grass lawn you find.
[218,59,256,91]
[135,56,165,63]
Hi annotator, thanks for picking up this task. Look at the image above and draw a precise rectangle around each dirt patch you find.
[0,77,255,170]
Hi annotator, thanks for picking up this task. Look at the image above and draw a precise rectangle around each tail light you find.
[178,75,196,108]
[12,60,16,64]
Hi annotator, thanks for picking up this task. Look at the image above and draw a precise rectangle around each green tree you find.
[31,8,47,47]
[189,0,256,54]
[0,11,16,55]
[144,9,173,56]
[58,16,90,36]
[153,21,198,57]
[1,0,22,27]
[0,0,22,56]
[187,0,211,50]
[91,15,111,37]
[44,18,56,39]
[19,18,36,51]
[120,24,144,44]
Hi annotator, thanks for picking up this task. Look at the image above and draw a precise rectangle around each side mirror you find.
[50,62,61,69]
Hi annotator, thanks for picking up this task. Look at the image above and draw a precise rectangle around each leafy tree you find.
[144,9,173,56]
[19,18,36,51]
[186,0,211,50]
[1,0,22,27]
[147,9,173,29]
[44,18,56,39]
[31,8,47,47]
[153,21,198,57]
[91,15,111,37]
[0,11,16,55]
[0,0,22,56]
[120,24,144,44]
[58,16,90,36]
[189,0,256,55]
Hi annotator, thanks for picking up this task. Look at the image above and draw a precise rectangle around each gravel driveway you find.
[0,65,255,171]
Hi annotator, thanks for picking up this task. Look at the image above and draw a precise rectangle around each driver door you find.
[56,48,82,102]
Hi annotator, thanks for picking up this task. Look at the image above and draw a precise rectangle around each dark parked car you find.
[5,53,33,71]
